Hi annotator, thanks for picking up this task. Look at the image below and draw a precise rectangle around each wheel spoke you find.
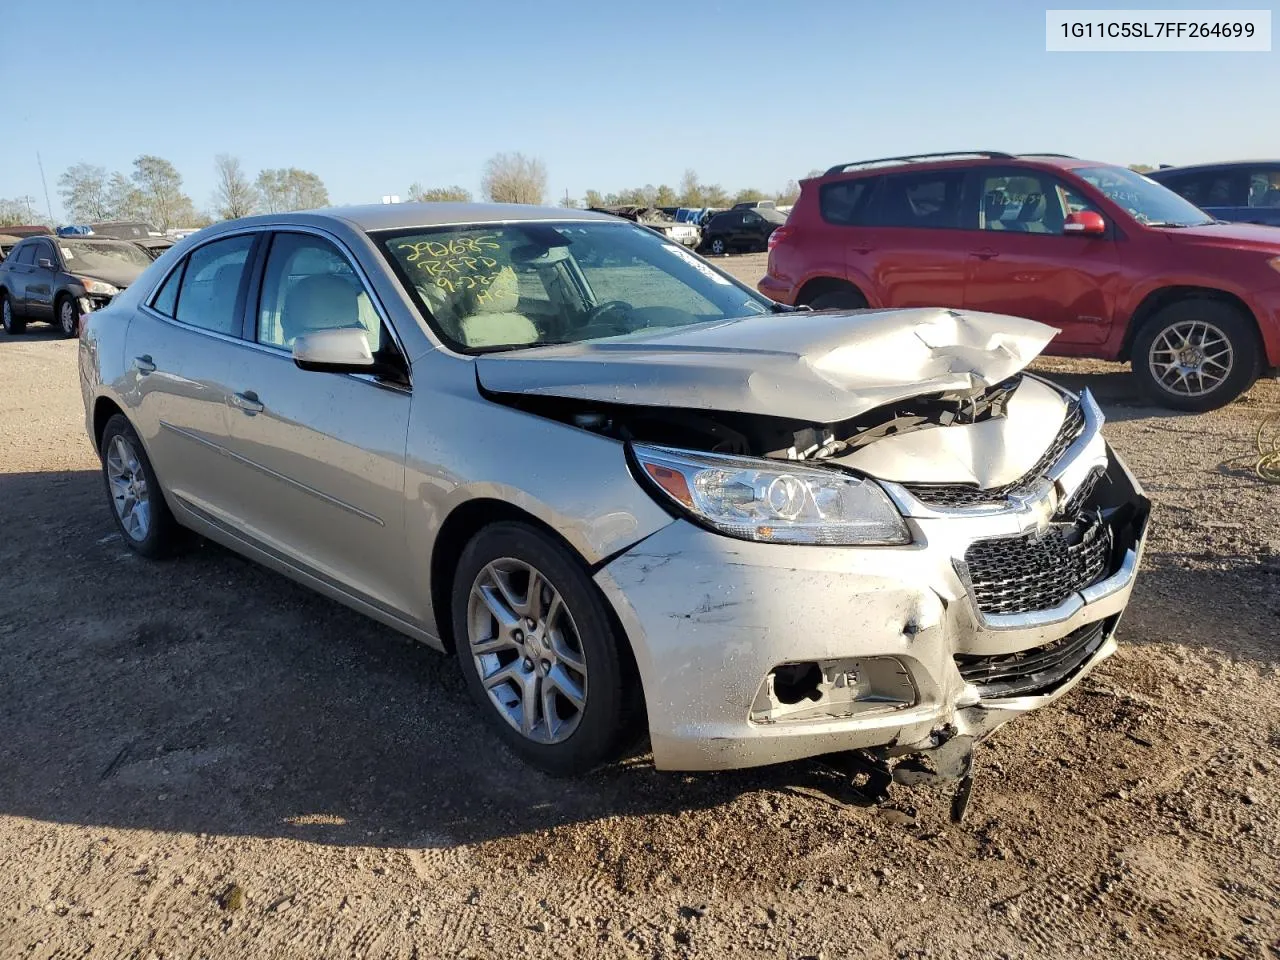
[548,629,586,674]
[519,673,539,736]
[541,683,559,741]
[482,662,520,692]
[547,664,586,710]
[525,570,546,620]
[477,582,520,632]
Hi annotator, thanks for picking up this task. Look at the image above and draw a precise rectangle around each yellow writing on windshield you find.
[397,234,505,300]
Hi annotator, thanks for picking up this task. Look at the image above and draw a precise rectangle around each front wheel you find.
[1,291,25,335]
[707,237,728,256]
[451,522,642,776]
[1130,300,1261,411]
[56,295,81,338]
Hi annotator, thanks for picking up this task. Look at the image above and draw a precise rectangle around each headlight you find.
[632,443,910,545]
[76,277,119,296]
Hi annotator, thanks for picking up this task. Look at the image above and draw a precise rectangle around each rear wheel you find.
[1,291,25,334]
[451,522,642,776]
[56,295,80,338]
[807,287,868,310]
[1130,300,1261,411]
[99,414,183,558]
[707,237,728,256]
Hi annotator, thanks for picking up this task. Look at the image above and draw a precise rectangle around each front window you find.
[59,239,153,271]
[375,221,772,352]
[1073,165,1213,227]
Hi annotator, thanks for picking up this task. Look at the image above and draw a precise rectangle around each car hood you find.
[475,308,1057,423]
[1168,221,1280,250]
[73,262,144,289]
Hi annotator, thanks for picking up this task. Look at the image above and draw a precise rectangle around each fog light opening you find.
[771,662,823,705]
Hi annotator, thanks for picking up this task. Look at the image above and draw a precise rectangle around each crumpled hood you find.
[74,262,143,289]
[475,308,1057,423]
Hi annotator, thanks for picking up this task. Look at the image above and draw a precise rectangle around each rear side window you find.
[1247,169,1280,208]
[151,263,183,317]
[866,171,966,229]
[173,234,256,336]
[819,179,873,225]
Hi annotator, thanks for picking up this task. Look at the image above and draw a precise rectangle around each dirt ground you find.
[2,256,1278,960]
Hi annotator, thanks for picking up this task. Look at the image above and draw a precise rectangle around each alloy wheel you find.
[2,298,11,332]
[1148,319,1234,397]
[466,558,588,744]
[106,434,151,542]
[60,299,77,336]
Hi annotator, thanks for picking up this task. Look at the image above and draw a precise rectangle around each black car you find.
[699,205,786,255]
[1147,161,1280,226]
[0,235,151,337]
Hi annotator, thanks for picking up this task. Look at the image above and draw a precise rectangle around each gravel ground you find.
[2,264,1278,959]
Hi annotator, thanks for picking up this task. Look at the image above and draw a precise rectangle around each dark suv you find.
[700,205,785,256]
[0,235,152,337]
[1146,161,1280,226]
[761,151,1280,410]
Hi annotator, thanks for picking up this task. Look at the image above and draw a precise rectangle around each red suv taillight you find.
[767,225,793,252]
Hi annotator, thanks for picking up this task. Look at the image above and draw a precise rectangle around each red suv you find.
[760,151,1280,410]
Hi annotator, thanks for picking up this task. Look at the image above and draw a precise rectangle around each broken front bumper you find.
[594,397,1149,772]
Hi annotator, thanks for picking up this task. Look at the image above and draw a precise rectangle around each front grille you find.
[963,512,1112,616]
[955,620,1108,698]
[904,400,1085,508]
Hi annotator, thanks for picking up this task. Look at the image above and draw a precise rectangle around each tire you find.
[55,294,80,339]
[707,237,728,256]
[451,521,642,776]
[1130,299,1262,412]
[99,414,183,559]
[807,287,868,311]
[1,291,25,335]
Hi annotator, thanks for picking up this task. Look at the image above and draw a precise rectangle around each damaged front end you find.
[476,308,1151,791]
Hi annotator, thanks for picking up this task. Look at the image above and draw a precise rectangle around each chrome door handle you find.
[231,391,264,415]
[134,355,156,374]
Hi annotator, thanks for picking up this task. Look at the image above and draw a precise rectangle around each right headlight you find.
[631,443,910,546]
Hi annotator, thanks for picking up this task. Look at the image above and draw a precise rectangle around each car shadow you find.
[0,469,889,853]
[0,326,66,343]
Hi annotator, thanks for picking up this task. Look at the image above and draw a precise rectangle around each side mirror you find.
[291,327,375,373]
[38,258,55,269]
[1063,211,1107,236]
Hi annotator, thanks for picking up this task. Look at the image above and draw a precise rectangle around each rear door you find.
[961,167,1120,345]
[5,243,37,312]
[122,233,256,520]
[217,230,415,617]
[857,168,969,309]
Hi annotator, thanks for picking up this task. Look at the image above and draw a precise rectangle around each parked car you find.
[587,206,700,246]
[700,205,786,255]
[89,220,165,240]
[0,235,151,336]
[761,151,1280,410]
[80,203,1148,780]
[1146,161,1280,226]
[133,236,176,259]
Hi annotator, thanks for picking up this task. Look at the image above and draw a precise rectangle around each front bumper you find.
[594,396,1149,771]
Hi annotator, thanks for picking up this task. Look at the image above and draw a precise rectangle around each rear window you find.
[865,170,966,229]
[819,179,874,225]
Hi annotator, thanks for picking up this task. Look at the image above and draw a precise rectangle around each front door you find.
[217,230,415,617]
[24,239,59,319]
[962,168,1120,346]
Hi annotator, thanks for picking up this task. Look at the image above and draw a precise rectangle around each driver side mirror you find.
[38,258,55,270]
[292,327,375,373]
[1063,211,1107,236]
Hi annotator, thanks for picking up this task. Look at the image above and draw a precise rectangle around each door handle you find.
[231,391,265,415]
[134,355,156,375]
[969,249,999,261]
[850,246,873,255]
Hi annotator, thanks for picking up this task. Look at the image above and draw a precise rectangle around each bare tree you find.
[58,164,113,221]
[481,152,547,204]
[775,180,801,205]
[213,155,258,220]
[0,196,43,227]
[733,187,768,204]
[559,191,579,208]
[131,155,196,229]
[107,173,145,222]
[407,182,472,202]
[255,168,329,213]
[653,184,678,207]
[678,169,703,206]
[582,189,605,209]
[703,183,729,207]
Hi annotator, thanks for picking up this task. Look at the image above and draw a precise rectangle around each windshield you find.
[59,240,153,271]
[375,220,773,352]
[1074,165,1214,227]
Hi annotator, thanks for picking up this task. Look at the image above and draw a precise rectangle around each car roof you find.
[1148,160,1280,173]
[816,152,1110,180]
[215,202,620,234]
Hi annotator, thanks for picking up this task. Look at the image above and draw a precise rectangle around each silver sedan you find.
[79,203,1149,779]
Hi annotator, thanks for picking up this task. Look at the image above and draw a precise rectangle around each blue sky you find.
[2,0,1276,220]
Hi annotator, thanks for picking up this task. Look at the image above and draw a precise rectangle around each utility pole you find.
[36,152,54,224]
